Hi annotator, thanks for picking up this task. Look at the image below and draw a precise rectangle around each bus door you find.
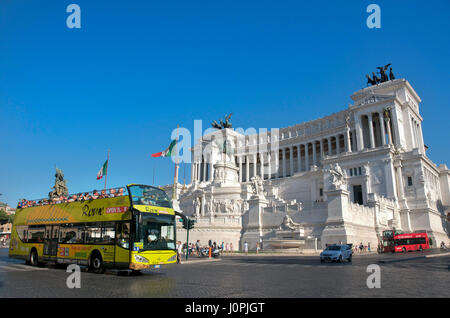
[114,222,131,268]
[43,225,59,259]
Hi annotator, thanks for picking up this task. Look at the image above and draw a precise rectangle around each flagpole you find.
[172,125,179,200]
[104,149,110,190]
[152,165,155,186]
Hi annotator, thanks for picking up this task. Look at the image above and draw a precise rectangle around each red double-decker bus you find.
[382,230,430,253]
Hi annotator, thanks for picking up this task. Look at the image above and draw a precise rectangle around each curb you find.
[178,258,222,265]
[378,252,450,264]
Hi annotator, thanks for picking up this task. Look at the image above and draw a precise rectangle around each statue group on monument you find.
[326,163,347,191]
[366,64,395,86]
[250,176,264,196]
[49,168,69,199]
[280,214,302,231]
[196,198,243,214]
[211,113,233,130]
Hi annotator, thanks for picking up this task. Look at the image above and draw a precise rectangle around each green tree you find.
[0,209,9,225]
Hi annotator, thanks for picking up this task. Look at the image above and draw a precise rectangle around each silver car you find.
[320,244,352,263]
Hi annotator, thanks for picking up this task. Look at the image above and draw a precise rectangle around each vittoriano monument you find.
[48,168,69,199]
[211,113,233,129]
[366,63,395,86]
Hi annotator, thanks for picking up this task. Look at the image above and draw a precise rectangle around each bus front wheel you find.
[89,252,105,274]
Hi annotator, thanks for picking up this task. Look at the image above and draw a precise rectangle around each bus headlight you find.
[134,254,149,263]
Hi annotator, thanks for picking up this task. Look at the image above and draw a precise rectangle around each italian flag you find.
[152,139,177,158]
[96,160,108,180]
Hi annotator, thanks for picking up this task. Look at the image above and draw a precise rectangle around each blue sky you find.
[0,0,449,206]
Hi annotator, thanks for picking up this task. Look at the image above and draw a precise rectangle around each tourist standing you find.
[176,241,182,264]
[230,243,233,254]
[244,241,249,255]
[196,240,200,257]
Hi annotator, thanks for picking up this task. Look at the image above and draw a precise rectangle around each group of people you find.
[353,242,371,253]
[17,187,126,208]
[175,240,237,261]
[0,237,8,247]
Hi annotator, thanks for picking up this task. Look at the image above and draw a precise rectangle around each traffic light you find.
[188,219,196,230]
[182,218,195,230]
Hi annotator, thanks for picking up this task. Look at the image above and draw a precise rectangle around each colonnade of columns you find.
[191,108,407,183]
[356,110,394,150]
[233,131,353,182]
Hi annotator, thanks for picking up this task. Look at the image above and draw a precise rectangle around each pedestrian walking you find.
[256,242,260,254]
[225,243,229,254]
[176,241,183,264]
[196,240,200,257]
[230,243,233,254]
[244,241,248,255]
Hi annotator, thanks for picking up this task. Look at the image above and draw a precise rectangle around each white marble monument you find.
[165,79,449,251]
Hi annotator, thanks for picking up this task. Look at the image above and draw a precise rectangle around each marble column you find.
[268,152,272,179]
[289,146,294,176]
[282,148,287,177]
[210,157,214,181]
[191,162,196,182]
[409,115,416,149]
[312,142,317,166]
[319,140,324,163]
[368,113,375,149]
[355,116,364,151]
[238,156,243,182]
[418,123,425,154]
[385,118,393,145]
[297,145,301,173]
[275,150,280,178]
[253,153,257,178]
[345,129,351,152]
[379,112,386,146]
[246,155,250,182]
[396,164,405,201]
[260,153,264,179]
[305,143,310,171]
[327,138,332,156]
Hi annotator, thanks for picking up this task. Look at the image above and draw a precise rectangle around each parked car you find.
[320,244,352,263]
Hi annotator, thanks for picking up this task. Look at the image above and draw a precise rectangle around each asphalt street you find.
[0,248,448,298]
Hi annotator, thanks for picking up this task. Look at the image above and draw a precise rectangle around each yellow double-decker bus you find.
[9,184,177,273]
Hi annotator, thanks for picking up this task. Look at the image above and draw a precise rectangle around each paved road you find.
[0,248,448,298]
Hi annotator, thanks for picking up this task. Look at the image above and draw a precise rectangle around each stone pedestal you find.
[241,195,268,250]
[213,160,240,187]
[321,189,351,246]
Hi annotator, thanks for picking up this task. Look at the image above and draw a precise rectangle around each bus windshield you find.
[136,213,175,251]
[128,185,172,208]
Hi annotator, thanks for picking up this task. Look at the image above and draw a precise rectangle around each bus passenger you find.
[92,190,99,199]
